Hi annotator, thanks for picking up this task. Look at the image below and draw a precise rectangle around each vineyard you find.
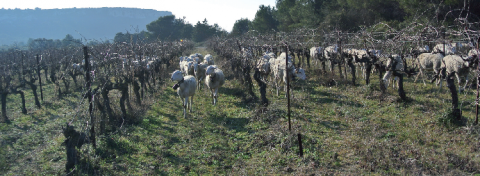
[1,13,480,175]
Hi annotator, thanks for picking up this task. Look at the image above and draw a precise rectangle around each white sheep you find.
[269,52,293,82]
[324,45,339,72]
[310,46,324,66]
[382,54,403,89]
[272,55,306,96]
[411,45,430,57]
[72,63,84,72]
[256,54,271,81]
[439,54,477,92]
[309,46,320,59]
[205,65,225,105]
[179,60,195,76]
[349,49,370,79]
[433,43,456,55]
[203,54,215,65]
[171,70,197,118]
[266,52,276,59]
[193,62,208,90]
[194,53,204,62]
[468,48,479,57]
[452,42,472,55]
[414,53,444,86]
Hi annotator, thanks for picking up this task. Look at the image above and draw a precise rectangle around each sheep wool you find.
[415,53,444,86]
[171,70,197,118]
[440,55,476,91]
[205,65,225,105]
[382,54,403,89]
[194,63,208,90]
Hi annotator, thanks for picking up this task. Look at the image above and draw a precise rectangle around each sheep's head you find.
[462,55,478,68]
[171,70,184,81]
[385,55,401,71]
[205,65,217,76]
[188,61,195,69]
[193,63,199,72]
[294,68,306,80]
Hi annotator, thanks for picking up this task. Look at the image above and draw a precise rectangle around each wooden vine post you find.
[476,36,479,125]
[285,45,292,131]
[36,54,43,101]
[84,46,96,148]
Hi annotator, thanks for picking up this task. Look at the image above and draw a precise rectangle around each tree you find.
[275,0,296,31]
[191,19,225,42]
[114,32,128,43]
[146,15,177,41]
[61,34,81,47]
[251,5,278,33]
[230,18,251,37]
[146,15,192,41]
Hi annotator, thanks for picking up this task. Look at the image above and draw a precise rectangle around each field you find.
[1,47,480,175]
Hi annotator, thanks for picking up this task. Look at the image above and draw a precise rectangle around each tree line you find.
[231,0,480,36]
[114,15,228,43]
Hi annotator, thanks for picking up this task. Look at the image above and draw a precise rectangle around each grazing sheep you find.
[414,53,444,86]
[266,52,276,59]
[256,54,271,81]
[439,54,478,92]
[452,42,472,55]
[410,45,430,58]
[350,49,370,79]
[171,70,197,118]
[468,48,479,57]
[382,54,404,89]
[193,62,208,90]
[310,46,324,66]
[72,63,84,72]
[192,53,204,62]
[205,65,225,105]
[272,55,306,96]
[433,43,456,55]
[203,54,215,65]
[179,60,195,76]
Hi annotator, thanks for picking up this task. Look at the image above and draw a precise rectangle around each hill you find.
[0,7,172,45]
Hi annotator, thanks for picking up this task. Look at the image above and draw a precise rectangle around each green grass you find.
[1,47,480,175]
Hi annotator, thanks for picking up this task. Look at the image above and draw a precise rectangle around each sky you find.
[1,0,277,32]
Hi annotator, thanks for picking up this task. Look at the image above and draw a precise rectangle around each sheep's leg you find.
[392,76,397,89]
[464,75,469,91]
[275,77,279,96]
[414,68,421,83]
[456,73,463,93]
[395,76,400,89]
[422,69,428,86]
[190,96,193,112]
[214,88,219,105]
[183,97,187,118]
[458,74,468,90]
[210,89,215,105]
[383,71,392,88]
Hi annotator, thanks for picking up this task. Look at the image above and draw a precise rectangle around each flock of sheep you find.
[169,41,479,118]
[170,50,310,118]
[171,53,224,118]
[255,51,307,97]
[308,42,479,91]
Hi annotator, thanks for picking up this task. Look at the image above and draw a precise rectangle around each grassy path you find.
[1,46,480,175]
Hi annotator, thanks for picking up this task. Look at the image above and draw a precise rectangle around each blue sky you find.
[2,0,277,32]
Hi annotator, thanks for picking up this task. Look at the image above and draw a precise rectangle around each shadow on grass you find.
[207,112,249,133]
